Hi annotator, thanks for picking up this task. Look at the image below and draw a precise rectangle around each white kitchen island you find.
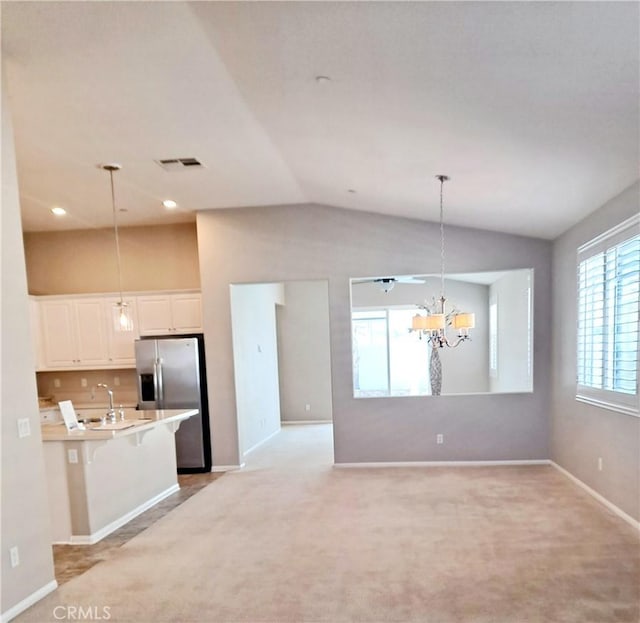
[41,408,198,544]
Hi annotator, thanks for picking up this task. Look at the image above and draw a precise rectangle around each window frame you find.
[575,214,640,417]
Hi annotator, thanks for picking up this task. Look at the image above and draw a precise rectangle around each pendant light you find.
[411,175,475,347]
[101,163,133,332]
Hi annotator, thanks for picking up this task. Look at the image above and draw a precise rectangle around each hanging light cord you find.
[436,175,449,311]
[108,169,125,304]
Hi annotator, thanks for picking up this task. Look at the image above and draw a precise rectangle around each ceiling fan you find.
[353,276,426,293]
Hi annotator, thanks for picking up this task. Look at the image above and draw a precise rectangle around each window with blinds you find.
[576,215,640,416]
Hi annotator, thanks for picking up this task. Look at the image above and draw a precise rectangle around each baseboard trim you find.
[551,461,640,531]
[243,428,280,457]
[1,579,58,623]
[211,464,244,472]
[54,484,180,545]
[334,459,551,468]
[281,420,332,425]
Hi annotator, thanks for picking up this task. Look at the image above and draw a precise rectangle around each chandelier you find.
[411,175,475,348]
[101,163,133,332]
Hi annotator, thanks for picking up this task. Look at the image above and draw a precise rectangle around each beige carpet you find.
[18,424,640,623]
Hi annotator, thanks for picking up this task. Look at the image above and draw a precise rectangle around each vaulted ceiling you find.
[2,1,638,238]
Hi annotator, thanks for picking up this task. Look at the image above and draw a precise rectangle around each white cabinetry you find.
[137,293,201,335]
[34,291,200,370]
[40,299,109,368]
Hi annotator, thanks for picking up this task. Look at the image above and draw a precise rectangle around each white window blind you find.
[576,215,640,416]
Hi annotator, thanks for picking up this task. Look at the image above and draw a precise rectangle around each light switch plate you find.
[10,546,19,568]
[17,418,31,438]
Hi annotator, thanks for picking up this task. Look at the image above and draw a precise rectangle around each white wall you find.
[551,181,640,521]
[1,72,56,619]
[276,280,333,422]
[197,203,552,467]
[230,283,284,456]
[490,269,533,393]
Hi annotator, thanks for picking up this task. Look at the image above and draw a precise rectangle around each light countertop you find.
[40,408,198,441]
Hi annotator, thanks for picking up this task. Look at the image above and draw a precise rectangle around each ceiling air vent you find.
[155,157,204,171]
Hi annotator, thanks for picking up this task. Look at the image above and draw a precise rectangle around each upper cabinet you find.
[39,298,110,368]
[137,293,202,336]
[33,291,200,371]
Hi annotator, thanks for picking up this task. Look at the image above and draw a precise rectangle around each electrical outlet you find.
[17,418,31,438]
[436,434,444,445]
[10,546,19,568]
[54,378,61,388]
[81,378,88,388]
[68,449,79,464]
[114,376,120,386]
[598,457,603,471]
[305,404,311,412]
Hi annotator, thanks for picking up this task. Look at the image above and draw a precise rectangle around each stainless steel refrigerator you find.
[135,334,211,472]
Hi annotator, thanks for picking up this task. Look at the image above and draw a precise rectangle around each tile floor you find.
[52,472,224,585]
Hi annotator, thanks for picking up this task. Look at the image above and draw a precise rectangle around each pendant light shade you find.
[424,313,446,331]
[452,312,475,330]
[113,301,134,332]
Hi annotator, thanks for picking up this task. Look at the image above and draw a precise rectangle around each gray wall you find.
[197,203,552,466]
[277,281,333,422]
[1,73,56,617]
[551,181,640,521]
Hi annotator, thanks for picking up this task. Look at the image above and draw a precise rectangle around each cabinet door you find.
[74,299,109,365]
[171,294,202,332]
[104,297,138,365]
[137,295,172,335]
[40,300,77,367]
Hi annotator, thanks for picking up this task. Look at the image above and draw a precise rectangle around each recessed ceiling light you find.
[51,207,67,216]
[315,75,331,84]
[162,199,178,209]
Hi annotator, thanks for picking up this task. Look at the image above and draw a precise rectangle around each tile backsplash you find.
[37,369,138,408]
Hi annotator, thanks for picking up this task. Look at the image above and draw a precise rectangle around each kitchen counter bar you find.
[41,408,198,544]
[41,408,198,442]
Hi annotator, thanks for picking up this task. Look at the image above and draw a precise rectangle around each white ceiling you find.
[2,1,638,238]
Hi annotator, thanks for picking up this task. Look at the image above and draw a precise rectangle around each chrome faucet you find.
[97,383,116,422]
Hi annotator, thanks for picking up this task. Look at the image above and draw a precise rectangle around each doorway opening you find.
[229,280,333,464]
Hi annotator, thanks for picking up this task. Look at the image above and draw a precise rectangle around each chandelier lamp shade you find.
[101,163,134,332]
[411,175,475,348]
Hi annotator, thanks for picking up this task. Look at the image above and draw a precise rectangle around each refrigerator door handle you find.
[154,359,164,408]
